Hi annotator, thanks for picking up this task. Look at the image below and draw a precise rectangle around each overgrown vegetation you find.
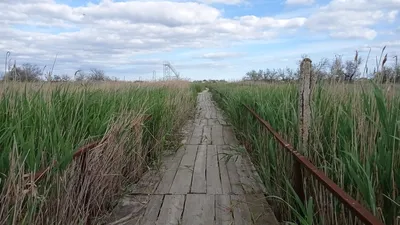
[0,81,196,225]
[209,79,399,224]
[208,47,399,224]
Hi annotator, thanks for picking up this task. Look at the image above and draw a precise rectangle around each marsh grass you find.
[0,81,196,224]
[210,81,400,225]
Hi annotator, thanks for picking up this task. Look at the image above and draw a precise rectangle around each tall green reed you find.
[0,82,196,225]
[209,81,399,224]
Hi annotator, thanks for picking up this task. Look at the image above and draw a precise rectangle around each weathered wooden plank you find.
[106,195,148,225]
[169,145,198,194]
[139,195,164,225]
[130,169,161,194]
[155,147,185,194]
[199,119,208,126]
[182,194,215,225]
[190,124,203,144]
[212,125,224,145]
[194,119,201,125]
[106,91,281,225]
[222,126,238,146]
[215,108,227,125]
[131,153,175,194]
[235,155,255,194]
[245,194,280,225]
[202,125,212,145]
[217,145,232,194]
[205,105,212,119]
[223,146,244,195]
[242,153,266,193]
[191,145,207,194]
[199,110,207,119]
[211,107,218,119]
[206,145,222,194]
[216,195,233,225]
[155,195,185,225]
[218,119,227,126]
[231,195,252,225]
[207,119,218,126]
[206,106,212,119]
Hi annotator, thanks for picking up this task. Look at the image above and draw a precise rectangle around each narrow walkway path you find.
[105,90,279,225]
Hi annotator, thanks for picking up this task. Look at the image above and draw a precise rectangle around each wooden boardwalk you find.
[104,90,279,225]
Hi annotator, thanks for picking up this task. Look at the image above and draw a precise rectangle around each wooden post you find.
[298,58,314,154]
[294,58,314,204]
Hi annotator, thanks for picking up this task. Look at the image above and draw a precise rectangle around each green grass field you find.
[0,81,197,225]
[209,81,400,225]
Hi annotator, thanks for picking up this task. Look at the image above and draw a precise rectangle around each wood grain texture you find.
[182,194,215,225]
[191,145,207,193]
[206,145,222,194]
[104,90,279,225]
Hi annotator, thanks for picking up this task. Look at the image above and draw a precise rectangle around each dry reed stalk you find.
[1,114,155,225]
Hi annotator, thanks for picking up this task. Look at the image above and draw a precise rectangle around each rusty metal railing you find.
[22,114,153,225]
[28,114,153,184]
[210,87,384,225]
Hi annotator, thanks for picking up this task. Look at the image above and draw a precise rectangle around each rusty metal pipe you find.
[243,104,384,225]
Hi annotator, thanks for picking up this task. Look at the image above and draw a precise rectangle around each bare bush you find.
[4,63,43,82]
[61,74,71,82]
[74,70,86,81]
[88,68,110,81]
[244,68,298,82]
[244,53,364,83]
[244,70,262,81]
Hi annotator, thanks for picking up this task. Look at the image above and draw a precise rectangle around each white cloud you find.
[200,52,244,60]
[388,10,398,22]
[306,10,385,33]
[80,1,222,26]
[305,0,399,40]
[2,1,221,26]
[239,16,307,28]
[330,27,377,40]
[176,61,232,69]
[0,0,308,79]
[1,0,50,2]
[198,0,244,4]
[0,0,305,61]
[324,0,400,11]
[0,0,398,80]
[286,0,314,6]
[378,40,400,48]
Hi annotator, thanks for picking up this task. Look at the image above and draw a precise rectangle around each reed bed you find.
[209,81,400,225]
[0,80,196,225]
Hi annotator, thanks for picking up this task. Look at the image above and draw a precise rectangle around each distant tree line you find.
[192,79,227,83]
[73,68,117,82]
[244,51,400,83]
[243,68,298,82]
[0,63,117,82]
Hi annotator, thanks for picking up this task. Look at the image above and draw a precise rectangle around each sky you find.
[0,0,399,81]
